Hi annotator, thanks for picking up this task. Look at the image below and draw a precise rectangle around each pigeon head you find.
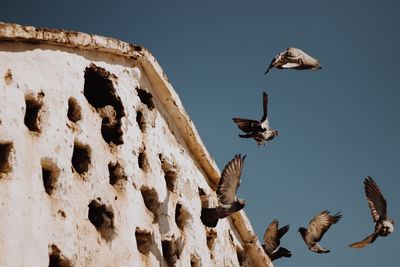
[298,227,307,237]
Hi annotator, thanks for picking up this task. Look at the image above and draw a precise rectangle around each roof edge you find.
[0,22,272,267]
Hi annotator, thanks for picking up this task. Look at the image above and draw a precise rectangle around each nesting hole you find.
[24,93,44,132]
[71,141,91,175]
[206,229,217,251]
[141,186,160,221]
[67,97,82,122]
[138,146,149,172]
[4,69,12,85]
[162,237,183,267]
[190,255,201,267]
[135,228,153,255]
[236,247,246,267]
[0,142,13,176]
[84,64,125,145]
[159,154,178,192]
[136,110,146,131]
[41,158,60,195]
[48,244,72,267]
[108,161,127,188]
[198,187,209,208]
[88,199,116,241]
[175,203,191,231]
[136,88,155,110]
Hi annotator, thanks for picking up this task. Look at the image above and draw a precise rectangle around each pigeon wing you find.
[349,233,378,248]
[278,224,290,239]
[264,57,277,74]
[364,176,387,222]
[217,154,246,205]
[232,118,262,133]
[263,219,279,254]
[306,211,341,243]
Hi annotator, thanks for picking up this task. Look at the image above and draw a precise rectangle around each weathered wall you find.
[0,23,272,267]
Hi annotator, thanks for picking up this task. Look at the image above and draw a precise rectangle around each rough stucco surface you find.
[0,23,272,267]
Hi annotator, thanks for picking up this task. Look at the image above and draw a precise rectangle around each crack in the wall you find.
[0,142,13,177]
[48,244,73,267]
[41,158,60,195]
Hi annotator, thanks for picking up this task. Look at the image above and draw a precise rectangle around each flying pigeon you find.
[263,219,292,261]
[233,92,278,147]
[298,210,342,253]
[264,47,322,74]
[200,154,246,227]
[349,176,394,248]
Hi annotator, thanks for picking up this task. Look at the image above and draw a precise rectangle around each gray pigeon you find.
[264,47,322,74]
[201,154,246,227]
[233,92,278,147]
[349,176,394,248]
[263,219,292,261]
[298,210,342,253]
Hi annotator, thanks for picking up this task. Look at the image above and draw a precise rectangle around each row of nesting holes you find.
[21,64,154,147]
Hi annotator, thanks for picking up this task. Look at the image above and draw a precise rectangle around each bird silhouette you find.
[263,219,292,261]
[264,47,322,74]
[350,176,394,248]
[298,210,342,253]
[233,92,278,147]
[201,154,246,227]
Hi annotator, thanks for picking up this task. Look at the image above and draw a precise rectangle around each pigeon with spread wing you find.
[233,92,278,147]
[263,219,292,261]
[200,154,246,227]
[264,47,322,74]
[350,176,394,248]
[298,210,342,253]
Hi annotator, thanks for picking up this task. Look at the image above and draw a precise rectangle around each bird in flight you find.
[349,176,394,248]
[264,47,322,74]
[200,154,246,227]
[233,92,278,147]
[262,219,292,261]
[298,210,342,253]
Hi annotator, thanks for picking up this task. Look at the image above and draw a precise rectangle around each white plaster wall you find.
[0,42,250,267]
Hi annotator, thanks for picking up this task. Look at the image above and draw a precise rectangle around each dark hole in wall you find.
[236,247,246,267]
[24,93,44,132]
[138,146,149,172]
[0,142,13,175]
[71,141,91,175]
[175,203,191,231]
[136,110,145,132]
[48,244,72,267]
[108,161,127,187]
[140,186,160,222]
[88,199,116,241]
[162,236,183,267]
[190,255,201,267]
[136,88,155,110]
[67,97,82,123]
[198,187,209,208]
[4,69,13,85]
[206,229,217,251]
[84,64,125,145]
[135,228,153,255]
[159,154,178,192]
[41,158,60,195]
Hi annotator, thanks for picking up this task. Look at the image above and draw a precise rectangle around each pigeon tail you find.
[270,247,292,261]
[310,243,330,253]
[200,208,219,228]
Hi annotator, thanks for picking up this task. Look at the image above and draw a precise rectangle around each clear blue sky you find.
[2,1,399,266]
